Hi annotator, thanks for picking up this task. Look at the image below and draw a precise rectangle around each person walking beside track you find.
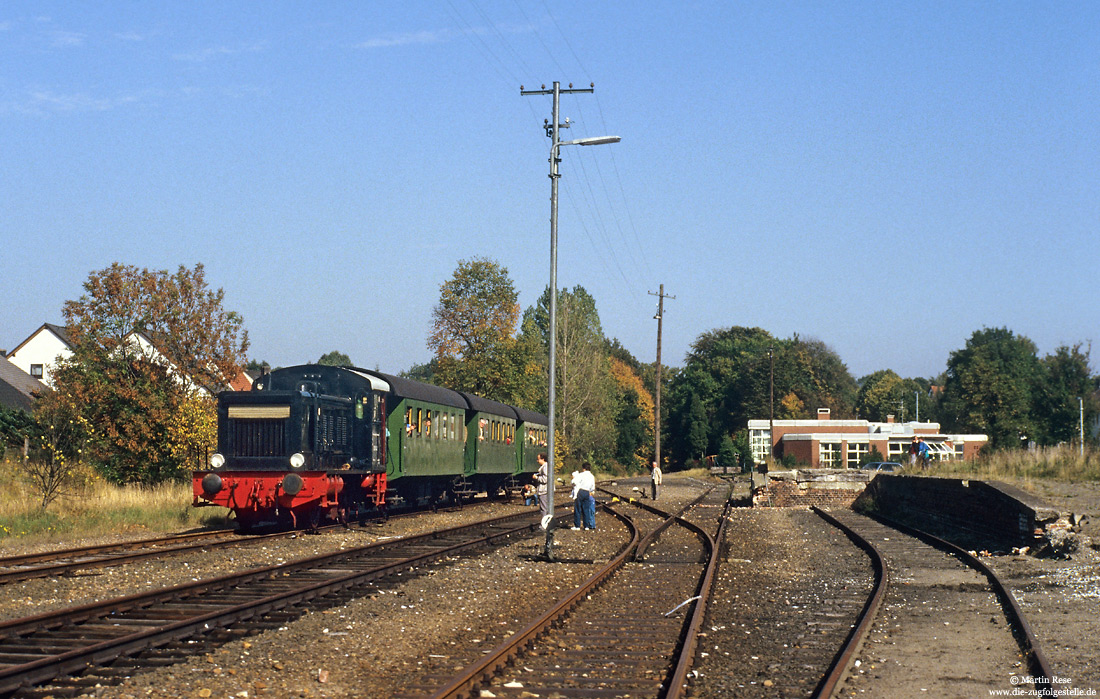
[574,462,597,530]
[650,461,662,501]
[570,470,582,530]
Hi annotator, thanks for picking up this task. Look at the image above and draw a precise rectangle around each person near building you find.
[534,453,550,518]
[908,436,919,468]
[918,438,930,469]
[650,461,662,500]
[574,462,597,530]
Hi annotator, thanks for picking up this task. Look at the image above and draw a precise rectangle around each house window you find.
[30,364,44,379]
[749,429,771,464]
[846,442,868,469]
[819,442,842,468]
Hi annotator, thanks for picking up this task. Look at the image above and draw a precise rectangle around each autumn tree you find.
[55,262,249,483]
[609,356,654,470]
[166,394,218,473]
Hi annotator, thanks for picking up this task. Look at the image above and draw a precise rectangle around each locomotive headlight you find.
[289,452,306,468]
[209,453,226,469]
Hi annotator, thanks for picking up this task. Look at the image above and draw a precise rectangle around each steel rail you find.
[428,489,721,699]
[427,506,642,699]
[809,506,889,699]
[861,510,1056,685]
[0,509,546,694]
[598,484,715,561]
[664,496,729,699]
[0,528,234,566]
[0,499,500,585]
[0,529,290,585]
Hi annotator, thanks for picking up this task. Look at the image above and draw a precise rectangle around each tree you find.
[609,356,654,471]
[856,370,907,421]
[525,286,615,462]
[165,394,217,473]
[1035,344,1097,446]
[940,327,1041,449]
[55,262,248,483]
[857,370,939,423]
[717,433,739,471]
[25,389,92,510]
[665,327,858,467]
[682,392,709,463]
[318,351,352,367]
[427,257,540,405]
[0,406,34,459]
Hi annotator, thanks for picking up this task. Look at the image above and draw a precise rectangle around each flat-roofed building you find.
[748,408,988,468]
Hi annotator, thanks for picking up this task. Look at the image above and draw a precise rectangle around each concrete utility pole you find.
[1080,397,1085,458]
[649,285,675,471]
[521,81,618,561]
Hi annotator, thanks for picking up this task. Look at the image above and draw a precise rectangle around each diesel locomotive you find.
[193,364,548,530]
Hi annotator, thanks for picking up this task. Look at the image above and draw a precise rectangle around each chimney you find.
[886,414,895,424]
[817,408,831,420]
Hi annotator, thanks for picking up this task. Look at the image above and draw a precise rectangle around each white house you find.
[6,323,73,387]
[7,323,250,397]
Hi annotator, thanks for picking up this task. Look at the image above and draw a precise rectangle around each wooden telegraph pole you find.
[650,285,675,470]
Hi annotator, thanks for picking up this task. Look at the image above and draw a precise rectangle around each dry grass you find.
[0,457,226,545]
[926,445,1100,485]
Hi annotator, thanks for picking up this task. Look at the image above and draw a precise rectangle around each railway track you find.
[814,507,1056,698]
[0,508,553,697]
[391,484,729,699]
[0,499,501,586]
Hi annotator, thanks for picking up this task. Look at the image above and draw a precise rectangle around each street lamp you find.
[525,81,619,561]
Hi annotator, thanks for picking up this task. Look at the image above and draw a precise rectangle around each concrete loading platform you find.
[748,470,1084,555]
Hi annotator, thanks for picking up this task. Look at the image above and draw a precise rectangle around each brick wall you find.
[753,469,870,508]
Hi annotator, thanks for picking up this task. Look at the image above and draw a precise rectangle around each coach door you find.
[356,392,386,472]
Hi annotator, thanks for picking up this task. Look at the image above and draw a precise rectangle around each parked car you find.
[860,461,904,472]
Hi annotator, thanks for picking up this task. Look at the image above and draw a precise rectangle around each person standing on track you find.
[575,462,597,530]
[650,461,662,500]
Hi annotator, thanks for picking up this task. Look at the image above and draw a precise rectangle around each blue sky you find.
[2,2,1097,381]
